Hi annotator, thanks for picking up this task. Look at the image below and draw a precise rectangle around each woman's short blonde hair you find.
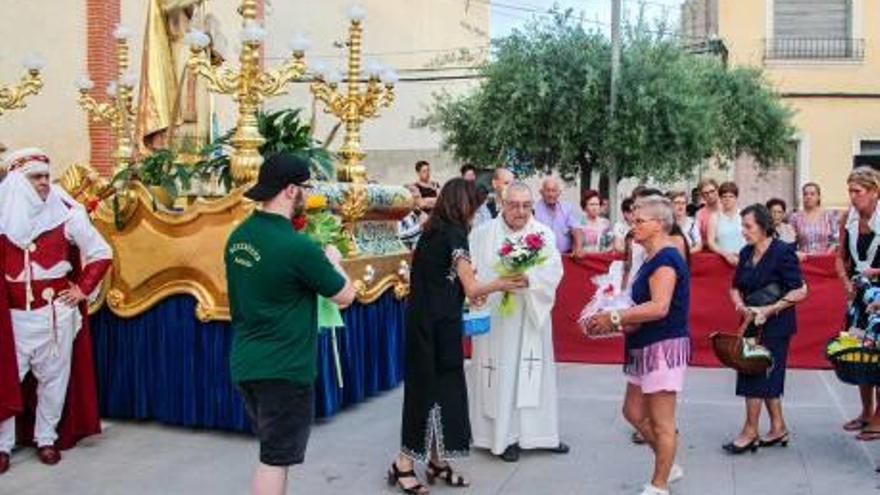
[847,167,880,192]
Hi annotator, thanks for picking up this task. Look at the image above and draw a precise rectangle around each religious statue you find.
[135,0,226,158]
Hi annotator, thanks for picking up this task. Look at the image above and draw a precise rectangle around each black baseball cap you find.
[244,153,312,201]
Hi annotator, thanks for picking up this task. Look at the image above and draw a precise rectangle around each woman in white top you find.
[669,191,702,253]
[707,181,745,266]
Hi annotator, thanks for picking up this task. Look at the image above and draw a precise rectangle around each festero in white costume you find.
[0,148,112,455]
[467,199,564,456]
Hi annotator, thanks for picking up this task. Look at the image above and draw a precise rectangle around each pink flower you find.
[499,243,513,256]
[524,233,544,250]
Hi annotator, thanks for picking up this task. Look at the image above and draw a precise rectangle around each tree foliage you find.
[417,12,796,183]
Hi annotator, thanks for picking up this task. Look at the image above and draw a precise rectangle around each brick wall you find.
[86,0,120,176]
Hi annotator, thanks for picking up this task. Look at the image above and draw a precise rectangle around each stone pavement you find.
[3,364,880,494]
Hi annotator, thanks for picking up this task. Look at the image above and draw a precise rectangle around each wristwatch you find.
[610,310,623,332]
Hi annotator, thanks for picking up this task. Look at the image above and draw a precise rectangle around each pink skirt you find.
[626,338,688,394]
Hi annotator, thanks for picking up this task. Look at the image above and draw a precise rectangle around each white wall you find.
[124,0,490,185]
[0,0,88,171]
[2,0,489,185]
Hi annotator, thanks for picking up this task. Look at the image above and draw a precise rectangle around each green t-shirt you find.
[225,210,346,385]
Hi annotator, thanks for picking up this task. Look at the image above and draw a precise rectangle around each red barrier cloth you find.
[551,252,846,369]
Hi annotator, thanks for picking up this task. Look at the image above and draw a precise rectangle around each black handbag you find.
[744,282,783,307]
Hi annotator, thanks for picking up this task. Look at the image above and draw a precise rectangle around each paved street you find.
[3,364,880,494]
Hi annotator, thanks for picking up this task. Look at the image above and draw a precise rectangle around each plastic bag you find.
[578,261,633,339]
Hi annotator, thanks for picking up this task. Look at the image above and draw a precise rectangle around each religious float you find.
[58,0,413,431]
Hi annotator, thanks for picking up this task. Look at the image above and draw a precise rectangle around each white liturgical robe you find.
[466,216,563,455]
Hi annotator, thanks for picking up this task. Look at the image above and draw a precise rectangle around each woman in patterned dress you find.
[789,182,838,259]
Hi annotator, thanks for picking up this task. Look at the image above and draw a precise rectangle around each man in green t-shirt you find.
[225,153,355,495]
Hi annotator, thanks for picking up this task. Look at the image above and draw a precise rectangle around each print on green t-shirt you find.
[225,210,346,385]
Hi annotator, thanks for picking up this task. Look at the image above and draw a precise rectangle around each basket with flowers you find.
[827,278,880,385]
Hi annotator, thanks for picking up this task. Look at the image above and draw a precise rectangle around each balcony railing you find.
[764,38,865,61]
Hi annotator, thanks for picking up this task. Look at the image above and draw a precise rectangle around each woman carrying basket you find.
[836,167,880,441]
[723,204,808,454]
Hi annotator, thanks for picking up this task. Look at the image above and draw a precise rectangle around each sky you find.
[490,0,687,38]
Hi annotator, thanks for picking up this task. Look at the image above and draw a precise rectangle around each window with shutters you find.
[766,0,862,60]
[860,141,880,155]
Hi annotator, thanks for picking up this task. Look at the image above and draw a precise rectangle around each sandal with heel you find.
[722,437,759,454]
[759,431,790,448]
[387,462,428,494]
[426,460,470,488]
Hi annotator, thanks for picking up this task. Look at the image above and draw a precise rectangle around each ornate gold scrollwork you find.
[61,165,412,320]
[0,68,43,116]
[339,184,369,256]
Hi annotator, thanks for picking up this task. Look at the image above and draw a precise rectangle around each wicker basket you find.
[826,339,880,386]
[710,331,773,376]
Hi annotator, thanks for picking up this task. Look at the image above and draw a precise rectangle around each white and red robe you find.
[0,201,111,452]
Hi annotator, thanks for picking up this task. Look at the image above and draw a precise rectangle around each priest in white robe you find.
[466,181,567,462]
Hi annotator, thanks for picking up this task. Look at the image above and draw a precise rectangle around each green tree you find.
[418,12,795,185]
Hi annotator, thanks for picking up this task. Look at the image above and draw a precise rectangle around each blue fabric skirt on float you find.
[89,293,405,432]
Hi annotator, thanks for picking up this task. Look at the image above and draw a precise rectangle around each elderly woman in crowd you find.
[723,204,807,454]
[587,196,690,495]
[707,181,745,266]
[766,198,797,246]
[837,168,880,440]
[790,182,838,257]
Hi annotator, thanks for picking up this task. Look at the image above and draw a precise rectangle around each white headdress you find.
[0,148,73,249]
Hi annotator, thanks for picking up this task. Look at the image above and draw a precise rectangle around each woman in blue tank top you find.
[585,195,690,495]
[707,181,745,266]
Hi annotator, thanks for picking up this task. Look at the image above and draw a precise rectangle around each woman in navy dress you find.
[723,204,808,454]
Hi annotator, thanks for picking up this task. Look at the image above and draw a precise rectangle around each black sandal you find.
[426,460,470,488]
[759,431,790,448]
[722,437,759,454]
[387,462,428,494]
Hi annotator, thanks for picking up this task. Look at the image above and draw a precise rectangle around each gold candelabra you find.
[186,0,308,185]
[0,55,45,116]
[311,6,397,184]
[76,25,137,174]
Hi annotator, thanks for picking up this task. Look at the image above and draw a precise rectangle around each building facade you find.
[0,0,489,186]
[684,0,880,208]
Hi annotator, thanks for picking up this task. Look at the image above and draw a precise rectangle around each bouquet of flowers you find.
[292,193,348,386]
[578,261,632,339]
[297,195,352,257]
[494,232,548,316]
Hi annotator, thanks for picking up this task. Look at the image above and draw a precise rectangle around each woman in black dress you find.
[723,204,808,454]
[388,179,527,494]
[836,167,880,440]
